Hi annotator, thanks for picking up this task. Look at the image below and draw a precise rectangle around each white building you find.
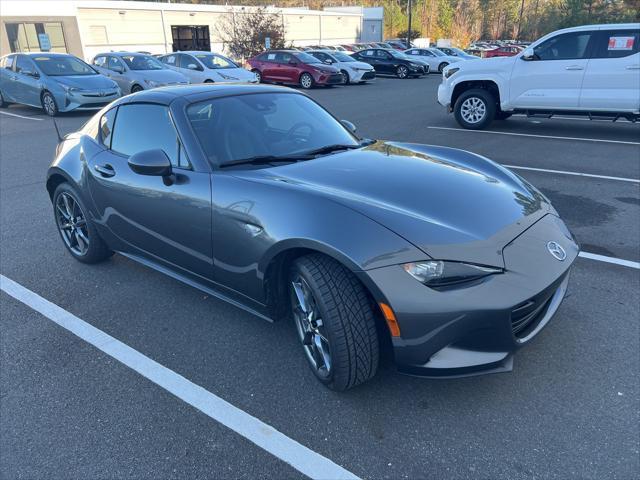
[0,0,364,61]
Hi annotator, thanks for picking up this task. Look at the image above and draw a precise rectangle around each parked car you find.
[386,40,412,50]
[307,50,375,84]
[248,50,343,89]
[0,52,120,116]
[483,45,524,58]
[404,47,462,73]
[351,48,426,78]
[437,47,479,60]
[46,83,578,390]
[438,23,640,129]
[159,51,257,84]
[92,52,189,94]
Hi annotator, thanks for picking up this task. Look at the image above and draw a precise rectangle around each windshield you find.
[187,92,359,167]
[33,55,96,76]
[332,52,355,62]
[195,53,238,69]
[389,50,410,60]
[121,55,164,71]
[295,52,323,64]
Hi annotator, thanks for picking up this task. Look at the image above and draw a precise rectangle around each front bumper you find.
[314,72,344,85]
[58,88,121,112]
[359,214,578,378]
[437,81,452,109]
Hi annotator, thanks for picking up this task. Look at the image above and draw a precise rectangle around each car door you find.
[377,50,395,73]
[580,28,640,112]
[106,56,129,92]
[179,54,205,83]
[86,103,213,278]
[277,52,298,83]
[12,55,41,106]
[359,50,379,71]
[0,55,18,101]
[259,52,278,81]
[509,30,595,109]
[160,54,181,74]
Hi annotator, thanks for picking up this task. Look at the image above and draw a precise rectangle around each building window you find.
[5,22,68,53]
[171,25,210,52]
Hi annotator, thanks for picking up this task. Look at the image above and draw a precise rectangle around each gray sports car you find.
[46,84,578,391]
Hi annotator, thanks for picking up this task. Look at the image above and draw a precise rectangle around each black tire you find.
[495,111,513,120]
[396,65,409,79]
[131,84,144,93]
[53,183,113,264]
[453,88,496,130]
[438,62,449,73]
[0,90,6,108]
[341,70,350,84]
[251,69,262,83]
[289,254,379,391]
[41,90,58,116]
[204,79,214,84]
[299,72,314,89]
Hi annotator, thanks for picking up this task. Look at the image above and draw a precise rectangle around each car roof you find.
[21,52,72,58]
[112,83,298,107]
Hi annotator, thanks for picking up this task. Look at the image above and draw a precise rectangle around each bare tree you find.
[217,7,286,62]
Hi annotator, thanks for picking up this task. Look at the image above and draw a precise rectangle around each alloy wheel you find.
[42,92,57,116]
[341,70,349,84]
[300,73,313,89]
[55,192,90,256]
[252,70,261,83]
[397,66,408,79]
[290,275,332,378]
[460,97,487,124]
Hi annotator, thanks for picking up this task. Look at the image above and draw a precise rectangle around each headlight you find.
[409,63,420,68]
[444,67,460,79]
[402,261,502,288]
[58,83,79,93]
[144,79,160,87]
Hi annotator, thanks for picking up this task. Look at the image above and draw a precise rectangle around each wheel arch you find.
[46,169,74,202]
[451,79,502,111]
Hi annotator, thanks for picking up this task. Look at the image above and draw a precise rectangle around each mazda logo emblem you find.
[547,241,567,261]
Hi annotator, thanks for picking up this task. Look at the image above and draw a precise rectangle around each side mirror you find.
[324,59,333,64]
[187,63,199,70]
[521,48,536,61]
[341,119,357,133]
[128,149,172,177]
[113,65,124,73]
[288,60,298,65]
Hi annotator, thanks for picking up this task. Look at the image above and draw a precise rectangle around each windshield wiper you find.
[218,154,313,168]
[298,144,361,156]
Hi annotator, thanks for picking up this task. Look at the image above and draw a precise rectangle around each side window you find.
[162,54,177,66]
[534,32,593,61]
[592,30,639,59]
[279,53,293,63]
[424,50,434,57]
[181,55,201,71]
[99,107,117,147]
[265,52,277,62]
[107,56,124,71]
[15,55,36,74]
[363,50,374,57]
[111,104,188,169]
[93,56,107,67]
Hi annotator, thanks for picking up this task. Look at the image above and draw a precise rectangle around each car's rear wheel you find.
[41,91,58,116]
[0,90,6,107]
[131,84,144,93]
[299,72,314,89]
[396,65,409,79]
[289,254,379,391]
[341,70,350,84]
[438,62,449,73]
[251,69,262,83]
[53,183,113,264]
[454,88,496,130]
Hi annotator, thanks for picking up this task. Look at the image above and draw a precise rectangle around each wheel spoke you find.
[292,281,309,314]
[56,204,71,220]
[62,194,73,219]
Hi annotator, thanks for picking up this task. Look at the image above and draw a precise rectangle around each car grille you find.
[327,74,344,84]
[77,102,111,109]
[510,291,555,337]
[81,91,118,98]
[362,71,376,79]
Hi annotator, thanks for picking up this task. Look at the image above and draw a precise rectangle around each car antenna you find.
[51,118,63,143]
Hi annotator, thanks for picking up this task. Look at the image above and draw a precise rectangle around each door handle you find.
[94,164,115,177]
[625,65,640,70]
[565,65,584,70]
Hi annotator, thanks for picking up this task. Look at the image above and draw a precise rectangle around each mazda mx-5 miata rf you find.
[47,84,578,391]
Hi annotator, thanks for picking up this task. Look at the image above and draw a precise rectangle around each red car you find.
[248,50,343,89]
[484,45,523,58]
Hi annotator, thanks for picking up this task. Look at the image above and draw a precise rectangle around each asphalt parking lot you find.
[1,76,639,479]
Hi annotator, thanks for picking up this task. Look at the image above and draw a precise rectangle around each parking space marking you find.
[427,126,640,145]
[0,274,360,480]
[504,165,640,184]
[0,111,43,121]
[579,252,640,269]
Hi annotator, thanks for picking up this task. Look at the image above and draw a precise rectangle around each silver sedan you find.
[404,48,462,73]
[159,51,257,84]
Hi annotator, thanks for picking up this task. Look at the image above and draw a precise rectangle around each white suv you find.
[438,23,640,129]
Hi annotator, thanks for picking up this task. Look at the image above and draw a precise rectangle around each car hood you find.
[52,74,117,90]
[209,67,257,81]
[134,69,188,83]
[347,61,374,70]
[239,142,553,267]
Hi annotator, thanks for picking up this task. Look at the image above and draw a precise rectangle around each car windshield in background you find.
[187,92,359,166]
[195,53,238,69]
[295,52,323,64]
[32,56,96,76]
[430,49,446,56]
[388,50,407,59]
[333,52,355,62]
[121,55,164,70]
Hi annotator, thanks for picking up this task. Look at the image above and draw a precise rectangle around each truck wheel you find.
[454,88,496,130]
[289,254,379,391]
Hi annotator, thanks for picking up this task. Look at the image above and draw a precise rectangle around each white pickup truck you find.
[438,23,640,129]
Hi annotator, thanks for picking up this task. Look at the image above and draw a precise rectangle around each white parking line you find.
[0,111,43,121]
[0,274,360,480]
[578,252,640,269]
[504,165,640,184]
[427,126,640,145]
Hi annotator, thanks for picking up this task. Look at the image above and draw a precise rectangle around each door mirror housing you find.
[288,59,298,65]
[21,69,39,78]
[112,65,124,73]
[341,120,357,133]
[187,63,199,70]
[521,48,536,61]
[128,149,172,177]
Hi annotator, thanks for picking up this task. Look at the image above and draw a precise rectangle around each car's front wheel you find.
[289,254,379,391]
[0,90,6,108]
[299,72,314,89]
[453,88,496,130]
[396,65,409,79]
[131,84,144,93]
[53,183,113,264]
[41,91,58,116]
[251,69,262,83]
[341,70,350,84]
[438,62,449,73]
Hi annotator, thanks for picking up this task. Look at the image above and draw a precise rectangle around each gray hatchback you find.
[92,52,189,94]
